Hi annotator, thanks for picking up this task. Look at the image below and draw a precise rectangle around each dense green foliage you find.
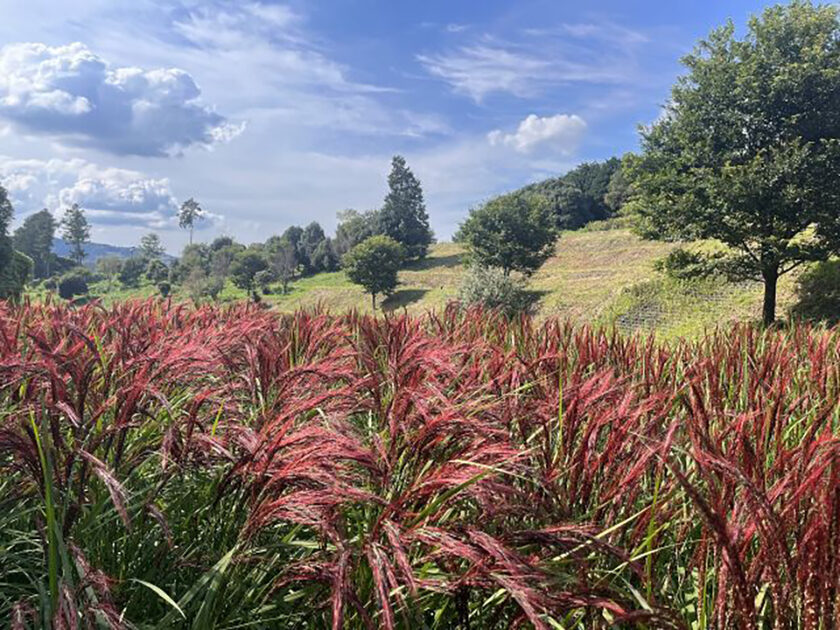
[655,247,723,281]
[0,250,33,300]
[516,158,622,229]
[457,265,532,316]
[791,259,840,324]
[13,209,57,278]
[341,234,404,308]
[230,248,268,292]
[456,193,557,276]
[379,155,433,259]
[57,270,89,300]
[145,259,169,284]
[627,1,840,325]
[118,257,147,288]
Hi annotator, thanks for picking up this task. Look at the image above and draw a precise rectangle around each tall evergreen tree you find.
[138,233,165,262]
[13,208,56,278]
[379,155,433,259]
[60,204,90,266]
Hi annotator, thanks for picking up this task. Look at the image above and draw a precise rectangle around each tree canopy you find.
[13,209,56,279]
[379,156,433,259]
[517,158,621,229]
[342,235,404,309]
[456,193,557,276]
[230,248,268,293]
[178,198,204,245]
[627,1,840,325]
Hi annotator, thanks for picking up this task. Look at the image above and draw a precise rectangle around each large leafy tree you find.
[456,193,557,276]
[13,208,56,278]
[627,1,840,325]
[178,198,204,245]
[230,248,268,293]
[342,235,404,309]
[299,222,327,274]
[60,204,91,266]
[379,155,433,259]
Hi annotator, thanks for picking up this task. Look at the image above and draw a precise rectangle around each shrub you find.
[791,259,840,324]
[458,265,533,316]
[654,247,723,281]
[119,257,147,287]
[58,271,88,300]
[0,250,33,300]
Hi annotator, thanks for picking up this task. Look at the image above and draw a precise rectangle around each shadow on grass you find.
[403,253,463,271]
[382,289,429,311]
[523,289,548,312]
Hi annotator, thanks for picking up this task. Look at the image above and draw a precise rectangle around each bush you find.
[157,281,171,298]
[58,271,89,300]
[458,266,533,316]
[0,250,33,300]
[119,257,147,288]
[654,248,723,281]
[791,260,840,324]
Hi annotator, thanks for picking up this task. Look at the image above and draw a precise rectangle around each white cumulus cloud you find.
[0,42,243,156]
[0,157,194,229]
[488,114,587,154]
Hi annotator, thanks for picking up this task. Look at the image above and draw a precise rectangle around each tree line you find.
[4,1,840,327]
[0,155,434,307]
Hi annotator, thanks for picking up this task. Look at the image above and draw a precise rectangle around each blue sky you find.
[0,0,776,251]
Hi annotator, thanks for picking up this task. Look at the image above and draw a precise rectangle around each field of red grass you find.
[2,299,840,628]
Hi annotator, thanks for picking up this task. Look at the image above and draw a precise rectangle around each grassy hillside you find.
[69,226,797,338]
[261,228,793,335]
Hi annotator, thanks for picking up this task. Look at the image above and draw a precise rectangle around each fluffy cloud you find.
[0,42,243,156]
[0,157,187,229]
[488,114,586,154]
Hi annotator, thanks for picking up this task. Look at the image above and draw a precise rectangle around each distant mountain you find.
[53,238,176,266]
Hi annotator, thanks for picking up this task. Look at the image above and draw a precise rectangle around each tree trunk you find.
[761,266,778,327]
[371,293,376,310]
[189,227,193,246]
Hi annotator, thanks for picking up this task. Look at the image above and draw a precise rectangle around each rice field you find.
[2,298,839,628]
